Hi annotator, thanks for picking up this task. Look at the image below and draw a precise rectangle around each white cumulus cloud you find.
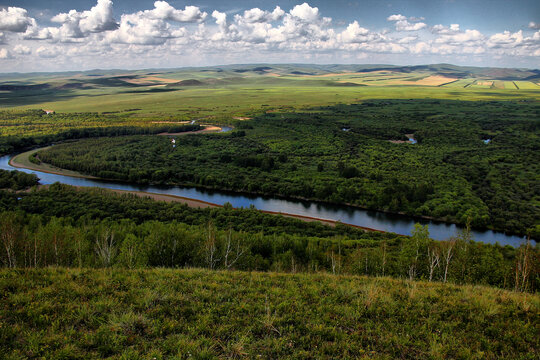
[1,1,539,70]
[387,14,406,22]
[338,21,377,43]
[0,47,12,59]
[36,46,61,58]
[432,24,460,34]
[435,29,484,45]
[290,3,320,22]
[13,44,31,55]
[387,14,426,31]
[79,0,118,32]
[234,7,284,24]
[529,21,540,30]
[105,12,184,45]
[23,0,118,42]
[0,7,34,33]
[488,30,524,48]
[51,0,118,35]
[145,1,207,23]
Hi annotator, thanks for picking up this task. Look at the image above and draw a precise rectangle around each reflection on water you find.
[0,154,531,247]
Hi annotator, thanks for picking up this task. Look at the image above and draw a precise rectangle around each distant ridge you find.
[1,63,538,80]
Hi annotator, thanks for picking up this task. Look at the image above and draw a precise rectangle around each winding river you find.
[0,129,532,247]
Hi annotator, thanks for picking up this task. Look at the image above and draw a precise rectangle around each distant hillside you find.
[0,62,537,112]
[1,63,538,81]
[4,63,537,94]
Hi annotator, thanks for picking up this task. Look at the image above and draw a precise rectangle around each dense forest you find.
[0,183,537,292]
[35,100,540,237]
[0,169,39,190]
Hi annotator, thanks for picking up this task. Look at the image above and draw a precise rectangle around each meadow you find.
[1,268,538,359]
[1,64,539,120]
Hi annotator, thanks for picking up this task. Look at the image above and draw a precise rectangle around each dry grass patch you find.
[476,81,494,86]
[414,75,458,86]
[122,76,180,86]
[151,121,191,124]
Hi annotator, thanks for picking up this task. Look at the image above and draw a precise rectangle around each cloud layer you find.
[0,1,539,71]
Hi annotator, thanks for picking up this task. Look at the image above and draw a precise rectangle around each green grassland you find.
[1,268,538,359]
[0,110,168,137]
[1,64,539,122]
[441,79,474,88]
[513,81,540,90]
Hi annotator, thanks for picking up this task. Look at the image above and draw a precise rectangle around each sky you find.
[0,0,539,72]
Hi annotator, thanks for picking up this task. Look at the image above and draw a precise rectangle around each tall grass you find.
[1,268,538,359]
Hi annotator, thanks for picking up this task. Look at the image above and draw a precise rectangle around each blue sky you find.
[0,0,539,72]
[10,0,540,31]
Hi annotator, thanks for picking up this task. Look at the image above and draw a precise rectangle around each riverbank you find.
[158,124,222,135]
[8,148,384,231]
[77,186,385,231]
[8,124,227,177]
[9,146,450,227]
[9,148,100,179]
[5,146,531,245]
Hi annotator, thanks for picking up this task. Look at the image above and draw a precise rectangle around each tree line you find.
[0,109,201,155]
[0,170,39,190]
[0,184,537,292]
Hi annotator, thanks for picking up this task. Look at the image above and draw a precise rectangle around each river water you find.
[0,136,531,247]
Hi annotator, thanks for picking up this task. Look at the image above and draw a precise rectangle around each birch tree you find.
[441,238,456,283]
[427,243,441,282]
[204,222,219,270]
[223,228,246,270]
[1,213,18,268]
[95,229,116,267]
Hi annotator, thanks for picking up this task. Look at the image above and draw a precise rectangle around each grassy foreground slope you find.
[1,268,539,360]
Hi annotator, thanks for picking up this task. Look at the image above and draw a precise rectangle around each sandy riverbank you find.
[8,146,385,232]
[9,148,99,179]
[85,188,383,230]
[104,188,220,209]
[158,125,222,136]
